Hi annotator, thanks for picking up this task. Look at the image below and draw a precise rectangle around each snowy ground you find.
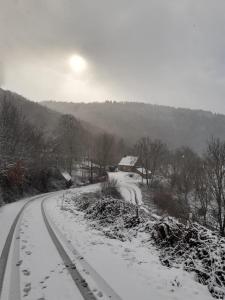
[45,187,213,300]
[0,179,214,300]
[108,171,142,204]
[108,171,148,209]
[1,192,89,300]
[0,199,28,254]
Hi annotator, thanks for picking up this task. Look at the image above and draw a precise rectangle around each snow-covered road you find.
[1,192,88,300]
[0,186,122,300]
[108,172,143,206]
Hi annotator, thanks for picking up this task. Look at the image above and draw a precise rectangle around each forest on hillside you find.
[43,100,225,153]
[0,90,125,203]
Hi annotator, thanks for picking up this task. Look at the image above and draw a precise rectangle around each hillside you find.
[0,89,101,137]
[0,89,62,134]
[42,101,225,152]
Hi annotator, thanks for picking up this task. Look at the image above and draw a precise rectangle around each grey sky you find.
[1,0,225,113]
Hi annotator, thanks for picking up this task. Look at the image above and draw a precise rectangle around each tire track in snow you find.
[43,197,123,300]
[41,198,98,300]
[0,193,47,299]
[121,184,138,206]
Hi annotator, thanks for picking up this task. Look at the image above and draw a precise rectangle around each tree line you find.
[134,136,225,236]
[0,97,125,203]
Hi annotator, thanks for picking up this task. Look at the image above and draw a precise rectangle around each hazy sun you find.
[69,54,87,73]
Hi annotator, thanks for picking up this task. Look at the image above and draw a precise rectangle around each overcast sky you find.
[0,0,225,113]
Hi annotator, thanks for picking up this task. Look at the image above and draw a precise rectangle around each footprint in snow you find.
[80,279,88,288]
[23,282,31,297]
[22,269,31,276]
[16,260,23,266]
[97,291,103,297]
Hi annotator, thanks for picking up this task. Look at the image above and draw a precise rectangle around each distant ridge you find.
[0,89,102,137]
[42,100,225,152]
[0,88,61,134]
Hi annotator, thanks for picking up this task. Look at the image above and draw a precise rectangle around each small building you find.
[61,171,73,188]
[118,156,139,172]
[107,165,118,172]
[136,167,151,178]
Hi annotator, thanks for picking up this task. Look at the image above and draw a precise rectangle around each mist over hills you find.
[42,101,225,152]
[1,87,225,153]
[0,89,101,137]
[0,88,61,134]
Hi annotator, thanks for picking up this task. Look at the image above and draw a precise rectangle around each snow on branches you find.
[152,218,225,299]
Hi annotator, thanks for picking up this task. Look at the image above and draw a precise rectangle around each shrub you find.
[152,218,225,299]
[152,191,189,222]
[74,192,148,232]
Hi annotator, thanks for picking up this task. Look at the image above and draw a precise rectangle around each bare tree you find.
[193,158,212,226]
[95,133,116,174]
[206,137,225,235]
[55,115,82,175]
[170,147,199,204]
[0,98,25,165]
[135,137,150,184]
[135,137,168,186]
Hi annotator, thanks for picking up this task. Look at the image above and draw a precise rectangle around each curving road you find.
[0,191,122,300]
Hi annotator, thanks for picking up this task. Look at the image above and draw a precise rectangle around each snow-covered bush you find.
[74,193,148,240]
[152,218,225,299]
[76,194,144,226]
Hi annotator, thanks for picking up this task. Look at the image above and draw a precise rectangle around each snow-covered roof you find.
[118,156,138,166]
[61,171,72,182]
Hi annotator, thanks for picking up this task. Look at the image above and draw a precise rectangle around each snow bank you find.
[45,190,213,300]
